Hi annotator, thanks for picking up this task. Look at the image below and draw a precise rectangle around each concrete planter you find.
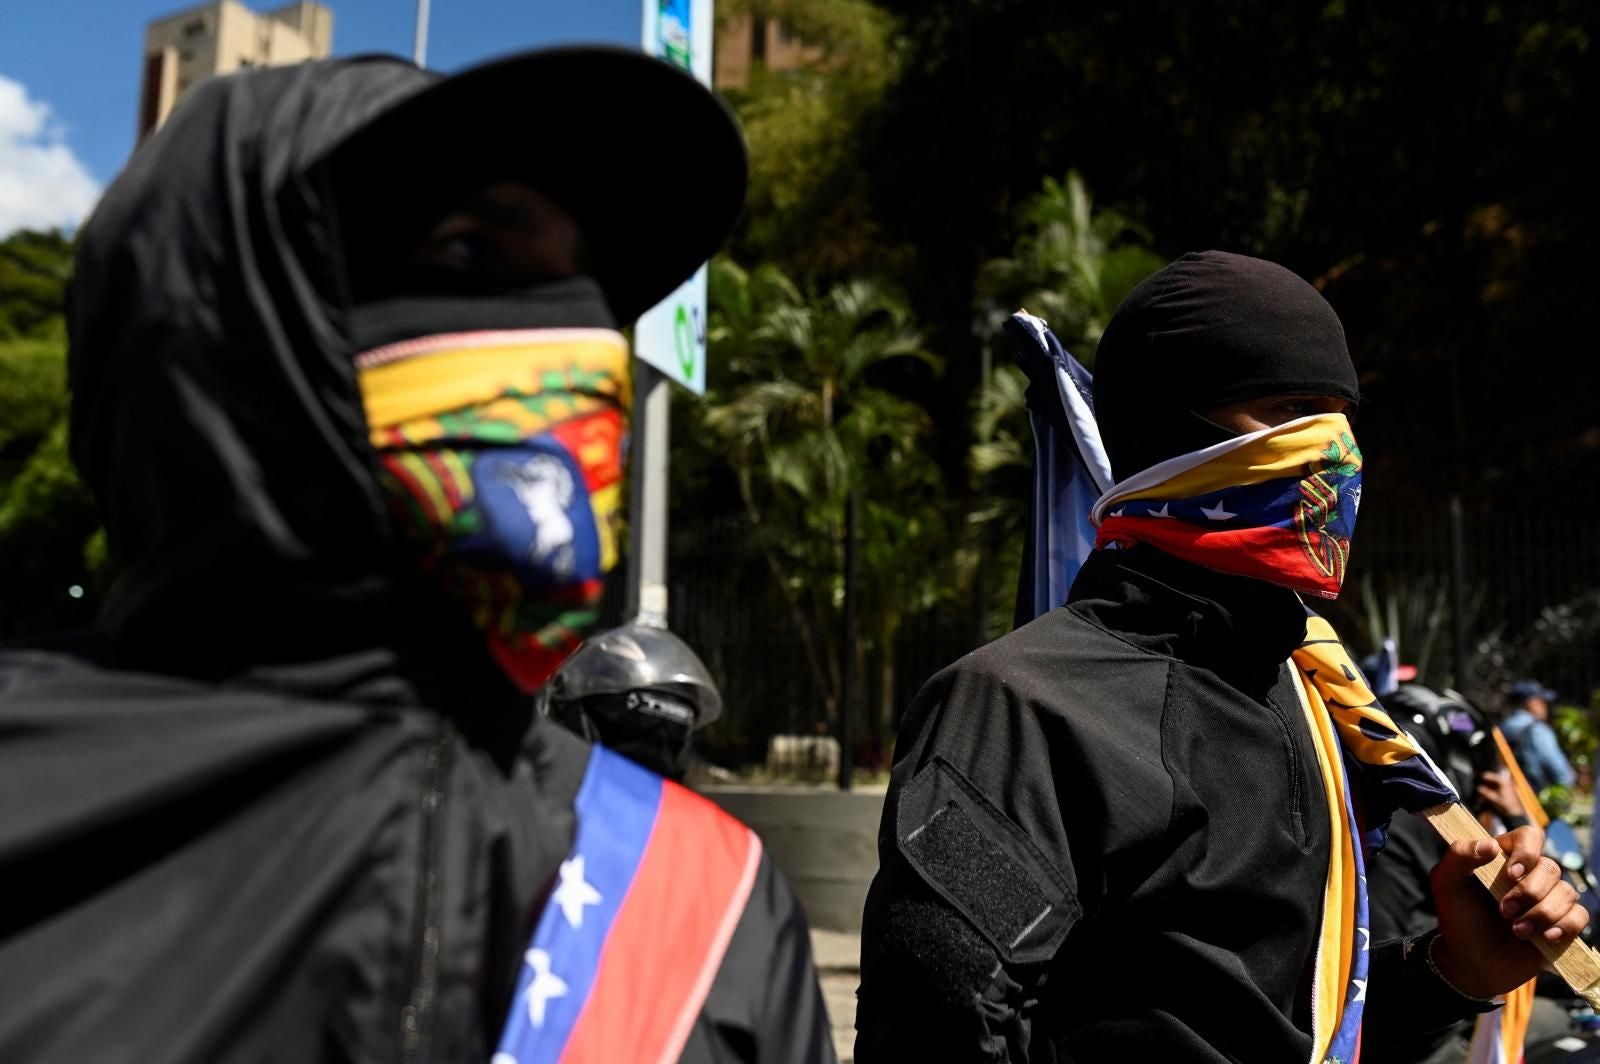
[702,786,885,934]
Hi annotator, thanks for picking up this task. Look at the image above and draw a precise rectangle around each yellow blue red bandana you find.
[1093,414,1362,600]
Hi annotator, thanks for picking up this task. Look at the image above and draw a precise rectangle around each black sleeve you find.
[855,857,1036,1063]
[855,646,1172,1063]
[1367,812,1447,943]
[695,852,837,1064]
[1362,930,1500,1054]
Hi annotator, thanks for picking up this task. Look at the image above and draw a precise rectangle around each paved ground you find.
[810,929,859,1063]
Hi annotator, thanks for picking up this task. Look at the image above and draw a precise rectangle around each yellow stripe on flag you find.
[1102,414,1358,509]
[1294,671,1360,1063]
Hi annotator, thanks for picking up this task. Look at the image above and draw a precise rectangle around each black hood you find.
[1093,251,1361,482]
[67,57,505,690]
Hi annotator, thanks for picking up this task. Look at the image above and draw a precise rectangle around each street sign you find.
[634,0,714,394]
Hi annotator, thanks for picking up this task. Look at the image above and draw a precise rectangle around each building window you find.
[184,18,207,37]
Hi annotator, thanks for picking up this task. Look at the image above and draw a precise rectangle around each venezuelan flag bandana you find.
[357,327,630,692]
[1071,403,1459,1061]
[1092,413,1362,599]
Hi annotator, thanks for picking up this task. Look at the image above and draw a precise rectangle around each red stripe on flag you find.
[1097,517,1344,599]
[559,784,761,1064]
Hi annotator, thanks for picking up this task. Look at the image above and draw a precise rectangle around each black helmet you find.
[543,622,722,779]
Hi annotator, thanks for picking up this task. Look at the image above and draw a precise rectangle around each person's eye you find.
[1276,400,1313,416]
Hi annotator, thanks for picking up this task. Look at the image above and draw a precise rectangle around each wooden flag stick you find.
[1422,801,1600,1007]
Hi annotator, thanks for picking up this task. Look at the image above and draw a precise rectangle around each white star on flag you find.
[552,855,602,929]
[1351,978,1367,1003]
[1358,927,1370,950]
[524,948,568,1027]
[492,1055,519,1064]
[1149,503,1172,518]
[1199,499,1236,521]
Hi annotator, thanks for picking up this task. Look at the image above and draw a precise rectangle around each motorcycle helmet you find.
[544,621,722,780]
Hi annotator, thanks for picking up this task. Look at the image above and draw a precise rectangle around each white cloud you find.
[0,75,101,238]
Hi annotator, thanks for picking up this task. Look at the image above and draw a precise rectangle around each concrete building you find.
[714,14,819,90]
[138,1,333,140]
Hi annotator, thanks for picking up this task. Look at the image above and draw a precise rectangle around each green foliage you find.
[717,0,901,278]
[967,174,1165,637]
[975,172,1166,365]
[0,229,72,341]
[1553,698,1600,791]
[0,228,102,636]
[0,337,69,482]
[1339,572,1486,691]
[697,256,951,740]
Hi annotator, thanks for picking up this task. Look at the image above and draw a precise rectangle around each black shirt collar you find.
[1067,544,1308,700]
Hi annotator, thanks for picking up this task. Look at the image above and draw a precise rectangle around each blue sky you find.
[0,1,643,232]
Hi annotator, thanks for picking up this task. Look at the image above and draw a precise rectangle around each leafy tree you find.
[974,171,1166,359]
[861,0,1600,505]
[0,229,73,341]
[697,257,949,748]
[967,173,1165,635]
[717,0,903,279]
[0,228,101,636]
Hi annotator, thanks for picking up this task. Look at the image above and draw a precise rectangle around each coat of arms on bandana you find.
[1296,432,1362,584]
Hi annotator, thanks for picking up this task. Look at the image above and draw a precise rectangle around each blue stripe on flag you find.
[493,747,664,1063]
[1006,312,1112,625]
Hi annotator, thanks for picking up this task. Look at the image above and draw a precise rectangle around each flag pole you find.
[413,0,431,67]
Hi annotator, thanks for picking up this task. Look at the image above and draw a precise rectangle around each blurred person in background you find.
[1500,679,1575,795]
[543,621,722,782]
[1368,683,1575,1063]
[0,47,832,1064]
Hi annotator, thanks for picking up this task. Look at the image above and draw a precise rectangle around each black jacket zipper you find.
[400,727,454,1064]
[1265,673,1310,851]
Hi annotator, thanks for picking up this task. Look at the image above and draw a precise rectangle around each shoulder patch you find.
[895,756,1079,965]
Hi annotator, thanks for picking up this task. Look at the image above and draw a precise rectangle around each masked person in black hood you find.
[0,49,833,1064]
[855,252,1586,1062]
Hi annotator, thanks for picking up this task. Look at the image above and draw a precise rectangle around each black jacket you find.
[857,546,1484,1062]
[0,58,832,1064]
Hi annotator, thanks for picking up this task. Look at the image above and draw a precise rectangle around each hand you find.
[1428,825,1588,999]
[1475,770,1526,820]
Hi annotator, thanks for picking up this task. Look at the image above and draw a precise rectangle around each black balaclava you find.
[1093,251,1361,482]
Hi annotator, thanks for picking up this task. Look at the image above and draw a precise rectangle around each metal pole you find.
[839,490,859,791]
[412,0,431,67]
[627,362,671,629]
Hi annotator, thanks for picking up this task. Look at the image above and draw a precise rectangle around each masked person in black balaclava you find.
[0,49,833,1064]
[856,252,1586,1062]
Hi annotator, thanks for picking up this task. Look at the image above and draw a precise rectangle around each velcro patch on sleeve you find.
[896,756,1079,965]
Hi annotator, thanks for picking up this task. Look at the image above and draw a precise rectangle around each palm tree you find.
[699,259,946,739]
[968,172,1166,636]
[974,170,1165,356]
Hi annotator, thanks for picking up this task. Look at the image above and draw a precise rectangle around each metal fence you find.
[1349,504,1600,710]
[605,500,1600,775]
